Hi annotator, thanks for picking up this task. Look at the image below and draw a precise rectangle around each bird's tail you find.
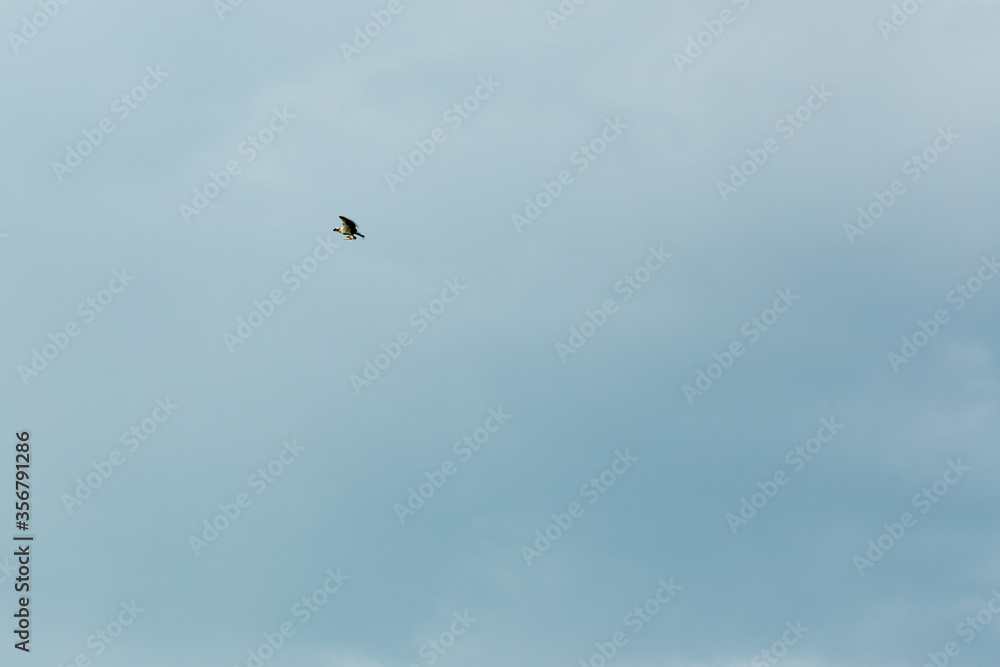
[356,233,365,238]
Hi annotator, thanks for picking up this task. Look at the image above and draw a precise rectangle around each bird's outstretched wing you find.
[339,216,357,233]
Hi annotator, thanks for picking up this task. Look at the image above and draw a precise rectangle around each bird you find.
[334,216,365,240]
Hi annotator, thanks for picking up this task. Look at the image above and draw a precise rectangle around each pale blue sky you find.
[2,1,999,666]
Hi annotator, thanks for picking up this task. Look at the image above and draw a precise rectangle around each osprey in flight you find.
[334,216,365,240]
